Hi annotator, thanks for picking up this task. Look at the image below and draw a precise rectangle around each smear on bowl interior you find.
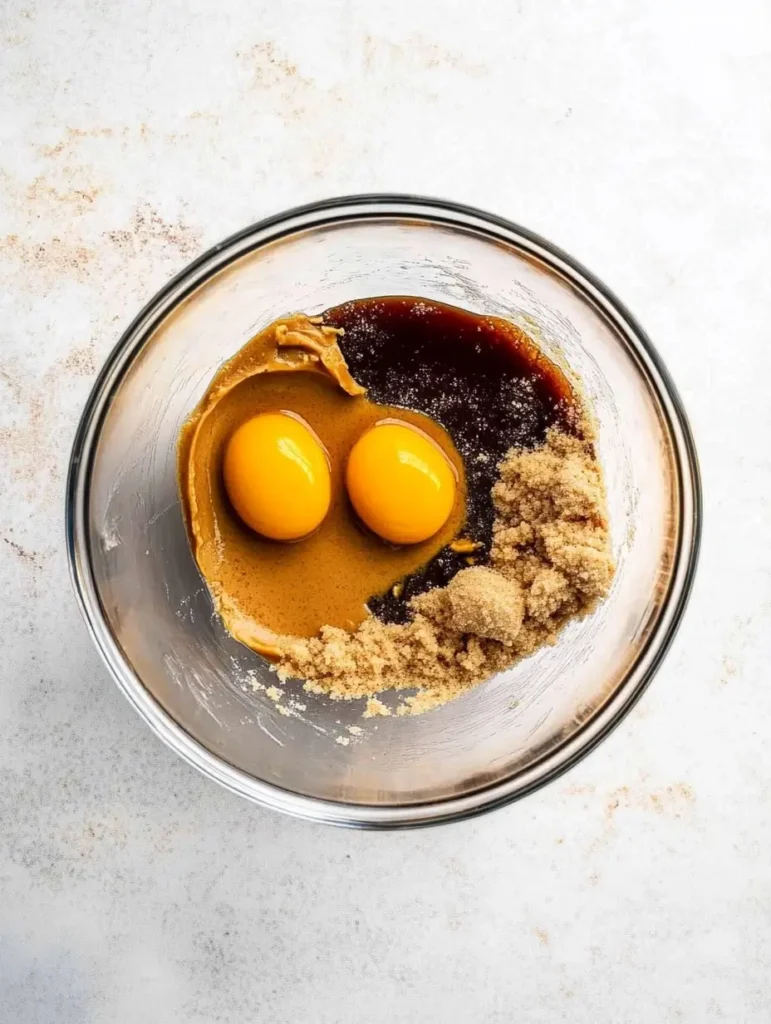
[178,297,615,716]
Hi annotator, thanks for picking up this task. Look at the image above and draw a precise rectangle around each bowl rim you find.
[65,193,702,829]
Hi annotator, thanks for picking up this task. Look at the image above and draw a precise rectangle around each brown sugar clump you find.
[442,567,524,645]
[276,428,615,715]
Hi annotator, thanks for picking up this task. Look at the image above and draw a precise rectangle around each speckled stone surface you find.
[2,1,770,1021]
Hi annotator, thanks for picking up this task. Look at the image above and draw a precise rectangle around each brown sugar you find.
[277,427,615,714]
[442,567,524,645]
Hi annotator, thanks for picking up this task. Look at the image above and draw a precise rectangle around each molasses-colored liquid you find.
[325,296,578,623]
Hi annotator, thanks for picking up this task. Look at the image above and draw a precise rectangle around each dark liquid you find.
[324,296,578,623]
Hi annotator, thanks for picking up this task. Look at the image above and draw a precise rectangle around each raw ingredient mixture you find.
[178,297,615,715]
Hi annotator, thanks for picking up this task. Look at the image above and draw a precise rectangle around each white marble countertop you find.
[2,1,770,1020]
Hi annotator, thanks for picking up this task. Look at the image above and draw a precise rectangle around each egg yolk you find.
[223,412,331,541]
[346,421,457,544]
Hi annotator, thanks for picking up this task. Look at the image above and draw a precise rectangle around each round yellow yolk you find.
[346,421,457,544]
[223,412,331,541]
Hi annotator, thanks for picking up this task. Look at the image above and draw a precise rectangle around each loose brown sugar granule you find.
[276,428,615,715]
[363,696,391,718]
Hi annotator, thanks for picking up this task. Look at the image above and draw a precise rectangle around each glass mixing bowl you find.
[66,195,701,827]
